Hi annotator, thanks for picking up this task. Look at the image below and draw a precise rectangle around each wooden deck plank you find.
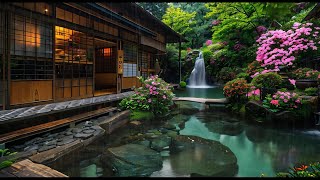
[0,169,17,177]
[0,107,117,144]
[2,159,67,177]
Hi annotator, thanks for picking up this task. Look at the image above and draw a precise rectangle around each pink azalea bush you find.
[205,40,213,46]
[119,75,175,115]
[262,91,302,112]
[253,22,320,77]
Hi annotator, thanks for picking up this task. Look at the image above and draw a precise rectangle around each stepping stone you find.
[74,133,93,139]
[72,128,82,133]
[57,138,77,146]
[38,145,56,152]
[90,125,102,130]
[82,127,91,131]
[65,131,73,136]
[83,129,95,134]
[24,145,39,152]
[13,144,26,151]
[58,135,73,142]
[44,140,57,146]
[84,121,93,127]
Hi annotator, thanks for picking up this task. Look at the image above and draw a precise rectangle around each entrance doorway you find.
[94,38,117,96]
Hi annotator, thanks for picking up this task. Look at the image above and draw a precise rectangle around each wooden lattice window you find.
[10,15,53,80]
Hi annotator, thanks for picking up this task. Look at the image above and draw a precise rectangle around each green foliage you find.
[304,87,318,96]
[277,162,320,177]
[278,88,288,92]
[0,149,17,169]
[172,3,212,49]
[236,72,250,82]
[179,81,187,88]
[202,48,213,65]
[119,75,175,115]
[129,111,155,121]
[162,4,196,36]
[290,68,320,80]
[208,43,224,51]
[137,3,169,20]
[282,3,317,30]
[251,72,282,88]
[217,67,237,82]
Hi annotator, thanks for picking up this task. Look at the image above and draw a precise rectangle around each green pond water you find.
[48,87,320,177]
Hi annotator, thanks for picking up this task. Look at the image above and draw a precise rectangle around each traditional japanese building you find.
[0,2,185,110]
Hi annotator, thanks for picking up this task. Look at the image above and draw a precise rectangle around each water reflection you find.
[179,114,320,177]
[174,87,225,99]
[48,110,320,177]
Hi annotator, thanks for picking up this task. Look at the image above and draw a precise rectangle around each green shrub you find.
[304,87,318,96]
[0,149,17,169]
[179,81,187,88]
[119,75,175,115]
[218,67,237,82]
[290,68,320,80]
[236,72,250,82]
[208,43,224,51]
[278,88,288,92]
[223,78,251,102]
[202,49,213,64]
[251,72,282,89]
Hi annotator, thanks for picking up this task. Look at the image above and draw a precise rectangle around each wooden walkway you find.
[0,159,67,177]
[173,97,229,105]
[0,91,133,125]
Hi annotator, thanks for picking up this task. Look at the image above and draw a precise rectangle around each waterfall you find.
[188,51,212,88]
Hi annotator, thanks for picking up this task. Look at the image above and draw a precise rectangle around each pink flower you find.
[280,96,285,99]
[283,99,288,103]
[153,87,157,90]
[270,99,279,106]
[148,99,152,103]
[295,99,301,103]
[205,40,212,46]
[163,95,167,99]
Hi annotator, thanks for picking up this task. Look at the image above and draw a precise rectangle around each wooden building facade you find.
[0,2,185,110]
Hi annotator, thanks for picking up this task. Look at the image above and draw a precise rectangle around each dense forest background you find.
[137,2,319,84]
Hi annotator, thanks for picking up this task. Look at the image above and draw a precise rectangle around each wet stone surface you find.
[9,120,102,155]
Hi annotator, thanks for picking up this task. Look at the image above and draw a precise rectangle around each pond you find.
[47,87,320,177]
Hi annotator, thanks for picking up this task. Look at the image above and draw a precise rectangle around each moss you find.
[130,111,155,121]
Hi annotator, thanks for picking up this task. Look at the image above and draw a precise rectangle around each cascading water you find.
[188,51,212,88]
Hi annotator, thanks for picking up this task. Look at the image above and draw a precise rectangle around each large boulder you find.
[100,144,162,177]
[150,135,172,152]
[205,120,244,136]
[164,135,238,177]
[174,102,200,115]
